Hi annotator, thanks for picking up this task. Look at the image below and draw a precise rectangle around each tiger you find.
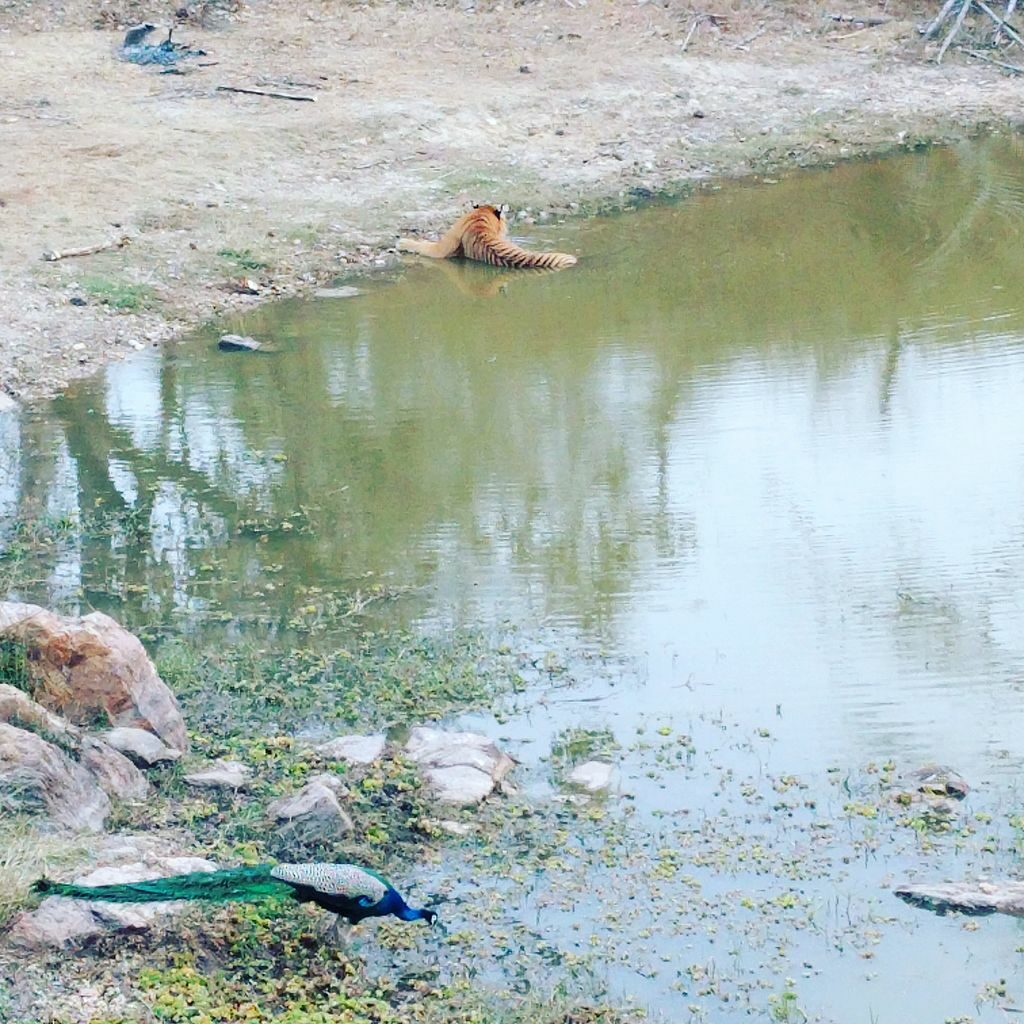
[398,205,577,270]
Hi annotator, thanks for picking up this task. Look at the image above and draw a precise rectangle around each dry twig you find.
[216,85,316,102]
[41,236,130,262]
[937,0,975,62]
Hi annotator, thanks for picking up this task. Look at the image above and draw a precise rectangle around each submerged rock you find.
[184,759,252,790]
[0,602,188,753]
[896,880,1024,917]
[404,726,515,806]
[315,733,386,765]
[102,726,181,767]
[314,286,362,299]
[0,722,110,831]
[905,764,970,800]
[10,856,217,948]
[567,760,617,793]
[217,334,263,352]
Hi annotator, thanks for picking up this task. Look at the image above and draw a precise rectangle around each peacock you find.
[33,862,437,932]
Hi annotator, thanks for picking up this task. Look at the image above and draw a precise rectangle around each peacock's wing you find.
[33,865,288,904]
[270,863,390,904]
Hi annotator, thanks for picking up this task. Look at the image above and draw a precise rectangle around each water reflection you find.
[4,137,1024,768]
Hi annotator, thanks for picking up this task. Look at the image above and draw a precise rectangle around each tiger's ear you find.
[498,203,510,217]
[472,204,480,209]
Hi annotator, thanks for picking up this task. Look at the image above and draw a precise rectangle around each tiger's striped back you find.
[459,206,577,271]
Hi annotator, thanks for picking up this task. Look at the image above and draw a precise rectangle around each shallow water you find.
[5,135,1024,1020]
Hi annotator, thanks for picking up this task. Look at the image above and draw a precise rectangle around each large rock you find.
[267,774,353,844]
[0,722,110,831]
[80,736,150,801]
[0,684,80,742]
[102,726,181,767]
[9,856,217,948]
[184,759,252,790]
[896,880,1024,917]
[404,727,515,806]
[0,603,187,753]
[315,733,386,765]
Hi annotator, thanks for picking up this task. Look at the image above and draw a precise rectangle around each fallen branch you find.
[829,13,891,25]
[923,0,962,37]
[680,16,702,51]
[975,0,1024,46]
[41,236,130,262]
[937,0,974,62]
[996,0,1020,40]
[965,45,1024,69]
[734,25,767,48]
[216,85,316,102]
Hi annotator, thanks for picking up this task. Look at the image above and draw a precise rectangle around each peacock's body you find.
[33,862,437,927]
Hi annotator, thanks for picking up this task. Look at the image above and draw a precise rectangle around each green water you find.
[5,136,1024,1020]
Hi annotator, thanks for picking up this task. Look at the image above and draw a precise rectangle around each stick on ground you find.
[41,236,131,262]
[216,85,316,102]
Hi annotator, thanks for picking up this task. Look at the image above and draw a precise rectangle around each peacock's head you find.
[420,907,438,926]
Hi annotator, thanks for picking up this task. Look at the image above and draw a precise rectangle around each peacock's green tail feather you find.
[32,864,292,904]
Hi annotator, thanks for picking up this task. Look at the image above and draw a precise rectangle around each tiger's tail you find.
[467,237,577,270]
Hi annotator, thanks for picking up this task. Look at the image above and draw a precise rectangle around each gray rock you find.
[0,722,110,831]
[567,760,617,793]
[0,684,80,742]
[404,727,515,807]
[266,774,353,843]
[315,733,386,765]
[0,393,18,414]
[0,602,188,753]
[9,856,217,948]
[314,286,362,299]
[102,726,181,767]
[906,764,970,800]
[896,879,1024,917]
[80,736,150,801]
[218,334,262,352]
[183,759,251,790]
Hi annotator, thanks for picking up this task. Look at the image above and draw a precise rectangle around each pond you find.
[3,135,1024,1022]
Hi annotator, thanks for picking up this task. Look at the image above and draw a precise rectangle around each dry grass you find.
[0,819,87,930]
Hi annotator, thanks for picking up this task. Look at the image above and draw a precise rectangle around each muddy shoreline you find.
[2,1,1023,402]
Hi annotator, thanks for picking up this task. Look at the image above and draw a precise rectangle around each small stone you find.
[437,819,475,836]
[315,733,386,765]
[567,760,617,793]
[102,726,181,767]
[183,759,251,790]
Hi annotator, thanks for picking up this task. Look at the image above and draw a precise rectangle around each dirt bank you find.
[2,0,1022,402]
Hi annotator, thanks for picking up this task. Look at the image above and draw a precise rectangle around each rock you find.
[9,856,217,948]
[907,764,970,800]
[0,722,110,831]
[217,333,262,352]
[895,880,1024,917]
[184,759,251,790]
[404,727,515,806]
[567,760,617,793]
[266,774,353,844]
[0,603,187,753]
[0,683,80,742]
[315,733,386,765]
[0,392,17,413]
[80,736,150,801]
[102,726,181,767]
[437,819,475,837]
[313,286,362,299]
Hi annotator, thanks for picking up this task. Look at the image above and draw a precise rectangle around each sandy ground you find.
[2,0,1023,402]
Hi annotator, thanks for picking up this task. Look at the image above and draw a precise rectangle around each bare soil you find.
[2,0,1022,402]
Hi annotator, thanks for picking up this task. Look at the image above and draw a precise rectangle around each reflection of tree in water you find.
[7,137,1024,638]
